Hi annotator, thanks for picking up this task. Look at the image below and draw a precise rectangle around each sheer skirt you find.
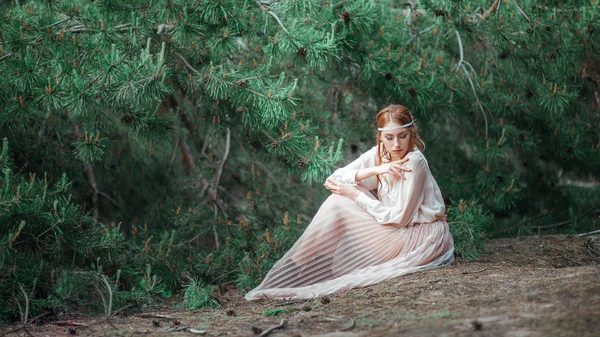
[245,190,454,300]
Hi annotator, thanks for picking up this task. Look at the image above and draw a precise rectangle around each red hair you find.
[374,104,425,197]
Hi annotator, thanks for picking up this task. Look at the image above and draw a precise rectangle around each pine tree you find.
[0,0,599,320]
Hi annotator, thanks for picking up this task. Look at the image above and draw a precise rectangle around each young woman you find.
[245,104,454,300]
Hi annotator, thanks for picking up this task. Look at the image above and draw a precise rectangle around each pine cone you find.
[238,79,247,88]
[251,139,261,149]
[341,12,351,26]
[407,88,417,97]
[297,47,307,58]
[544,26,552,32]
[121,114,133,124]
[296,158,308,169]
[384,72,393,81]
[434,8,444,17]
[270,141,279,149]
[526,27,534,35]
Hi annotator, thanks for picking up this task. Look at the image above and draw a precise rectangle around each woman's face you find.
[380,121,412,160]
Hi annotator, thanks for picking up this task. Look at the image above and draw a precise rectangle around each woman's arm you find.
[354,157,410,182]
[327,146,411,190]
[354,153,428,227]
[326,146,378,189]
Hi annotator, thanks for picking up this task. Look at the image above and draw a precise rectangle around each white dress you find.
[245,146,454,300]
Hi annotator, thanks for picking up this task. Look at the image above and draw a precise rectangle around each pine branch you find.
[511,0,531,23]
[174,52,202,76]
[266,11,289,34]
[210,128,231,201]
[453,31,464,72]
[461,63,489,140]
[74,126,100,222]
[178,136,197,170]
[481,0,501,20]
[0,54,12,63]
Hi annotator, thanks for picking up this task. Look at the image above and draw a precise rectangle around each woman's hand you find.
[324,178,361,200]
[377,158,411,180]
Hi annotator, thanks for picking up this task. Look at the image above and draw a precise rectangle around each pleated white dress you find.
[245,146,454,300]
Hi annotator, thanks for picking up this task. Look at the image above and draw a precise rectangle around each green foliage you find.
[0,0,599,322]
[448,200,493,260]
[263,308,285,316]
[182,276,219,310]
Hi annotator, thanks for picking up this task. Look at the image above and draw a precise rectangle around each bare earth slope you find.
[2,235,599,337]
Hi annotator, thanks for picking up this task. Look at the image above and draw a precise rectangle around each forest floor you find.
[2,234,599,337]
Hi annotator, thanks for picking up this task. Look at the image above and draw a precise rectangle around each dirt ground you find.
[2,234,599,337]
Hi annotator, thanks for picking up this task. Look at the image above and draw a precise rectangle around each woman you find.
[245,104,454,300]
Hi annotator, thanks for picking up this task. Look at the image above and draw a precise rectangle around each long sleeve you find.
[327,146,378,190]
[354,152,427,227]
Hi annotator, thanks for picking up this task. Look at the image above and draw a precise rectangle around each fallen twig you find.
[50,304,135,328]
[189,328,207,334]
[2,312,51,336]
[262,294,273,303]
[462,267,488,274]
[577,229,600,237]
[52,321,90,327]
[137,314,181,319]
[259,319,287,337]
[339,318,355,331]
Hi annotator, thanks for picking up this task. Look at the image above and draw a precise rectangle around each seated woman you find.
[245,104,454,300]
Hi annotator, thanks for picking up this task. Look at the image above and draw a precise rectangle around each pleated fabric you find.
[245,192,454,300]
[245,147,454,300]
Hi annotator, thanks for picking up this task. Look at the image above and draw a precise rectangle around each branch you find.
[167,135,180,174]
[100,275,113,318]
[178,135,197,170]
[266,11,289,34]
[461,63,489,139]
[481,0,501,20]
[462,267,488,274]
[18,284,29,326]
[83,160,100,222]
[74,126,100,222]
[211,128,231,201]
[174,52,202,76]
[511,0,531,22]
[259,319,287,337]
[1,312,50,336]
[453,31,464,72]
[0,53,12,63]
[578,229,600,237]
